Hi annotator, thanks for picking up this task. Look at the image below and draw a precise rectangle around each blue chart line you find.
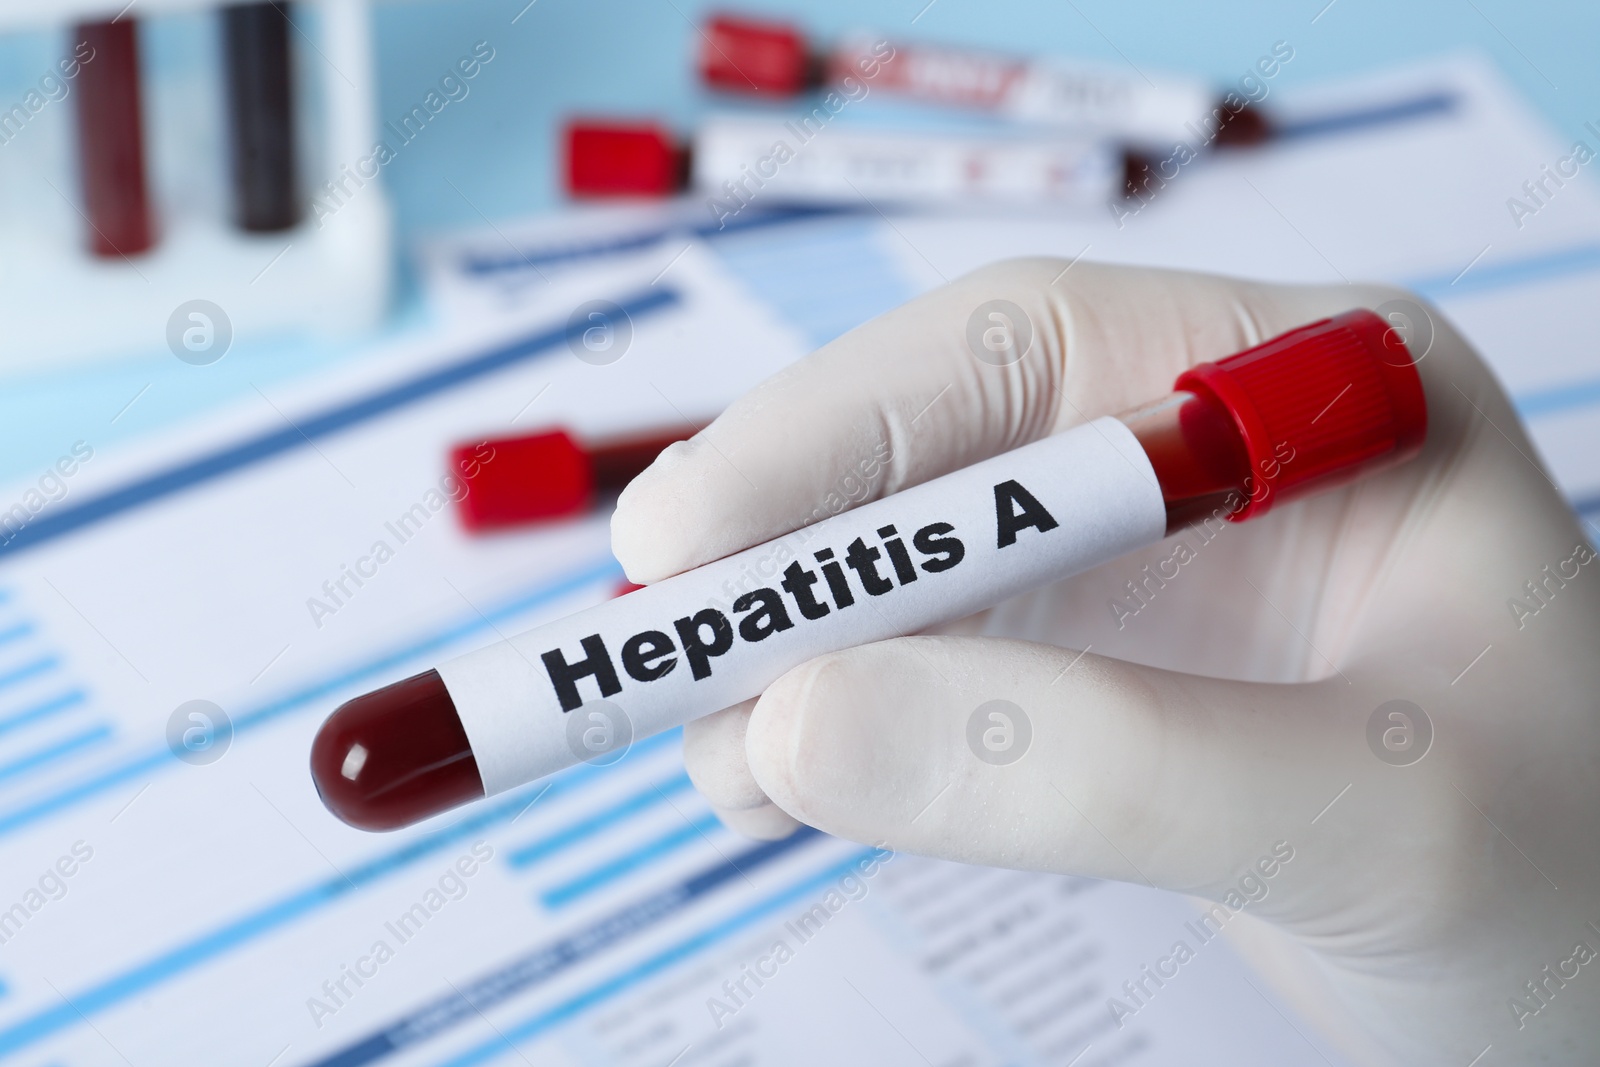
[1410,241,1600,302]
[508,772,693,870]
[433,837,861,1067]
[0,729,681,1059]
[458,206,860,276]
[0,287,680,562]
[1519,376,1600,420]
[0,691,84,739]
[309,828,825,1067]
[0,657,57,694]
[540,812,722,909]
[0,725,110,784]
[1393,240,1600,423]
[0,555,623,840]
[1274,90,1456,141]
[0,624,34,648]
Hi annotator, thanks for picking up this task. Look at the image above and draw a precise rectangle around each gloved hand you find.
[610,260,1600,1065]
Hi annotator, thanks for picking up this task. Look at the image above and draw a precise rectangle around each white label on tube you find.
[837,37,1217,145]
[690,116,1121,210]
[1010,61,1217,144]
[440,417,1166,796]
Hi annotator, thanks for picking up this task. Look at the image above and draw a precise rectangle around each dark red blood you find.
[310,670,483,831]
[74,20,154,257]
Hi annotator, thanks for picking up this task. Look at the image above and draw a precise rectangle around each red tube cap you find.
[699,14,812,96]
[564,121,683,197]
[454,430,592,531]
[452,426,697,532]
[1174,308,1427,520]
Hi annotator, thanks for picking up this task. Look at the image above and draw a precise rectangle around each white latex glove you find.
[610,260,1600,1065]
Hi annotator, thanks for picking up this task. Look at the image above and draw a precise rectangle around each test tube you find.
[72,19,154,257]
[223,2,300,232]
[310,310,1427,831]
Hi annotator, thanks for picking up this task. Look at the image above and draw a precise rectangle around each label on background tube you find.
[834,36,1217,145]
[691,116,1122,210]
[439,417,1166,796]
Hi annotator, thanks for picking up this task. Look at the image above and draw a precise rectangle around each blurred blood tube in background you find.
[563,118,1128,210]
[223,2,300,232]
[73,19,154,257]
[451,425,696,532]
[697,12,1270,146]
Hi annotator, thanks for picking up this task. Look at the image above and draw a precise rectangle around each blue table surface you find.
[0,0,1595,484]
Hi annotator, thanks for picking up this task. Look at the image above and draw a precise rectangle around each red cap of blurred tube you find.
[699,14,814,96]
[564,122,685,197]
[451,427,695,532]
[1175,308,1427,521]
[454,431,590,530]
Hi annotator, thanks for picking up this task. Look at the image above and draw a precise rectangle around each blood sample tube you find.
[223,2,300,232]
[453,426,696,533]
[72,19,154,257]
[311,310,1426,830]
[564,118,1127,210]
[696,13,1270,147]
